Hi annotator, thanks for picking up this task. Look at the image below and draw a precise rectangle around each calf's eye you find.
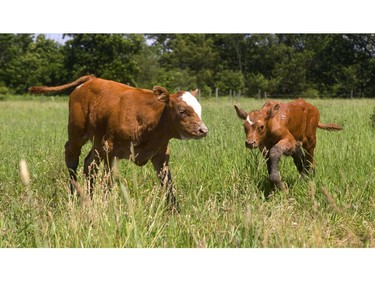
[179,109,187,117]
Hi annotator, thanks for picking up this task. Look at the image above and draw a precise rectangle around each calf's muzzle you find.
[198,123,208,136]
[245,139,257,149]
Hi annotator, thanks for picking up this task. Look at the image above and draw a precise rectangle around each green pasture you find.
[0,97,374,247]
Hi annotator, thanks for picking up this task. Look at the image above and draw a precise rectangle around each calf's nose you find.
[198,124,208,136]
[245,139,255,148]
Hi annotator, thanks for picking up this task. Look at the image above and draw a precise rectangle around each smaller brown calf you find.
[234,99,343,188]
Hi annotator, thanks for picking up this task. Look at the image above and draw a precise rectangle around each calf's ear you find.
[268,103,280,118]
[190,89,199,98]
[153,86,169,102]
[234,105,248,120]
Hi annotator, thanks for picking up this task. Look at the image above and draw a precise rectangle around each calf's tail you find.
[318,122,343,131]
[28,75,95,95]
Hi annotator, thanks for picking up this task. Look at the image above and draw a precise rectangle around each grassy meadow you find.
[0,96,374,248]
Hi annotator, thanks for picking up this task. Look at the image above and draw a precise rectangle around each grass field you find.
[0,96,374,248]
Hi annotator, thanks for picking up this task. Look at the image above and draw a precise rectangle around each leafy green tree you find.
[25,34,65,87]
[272,50,309,97]
[247,73,271,97]
[0,34,33,91]
[63,34,143,85]
[209,34,247,73]
[148,34,375,98]
[344,34,375,97]
[157,68,197,92]
[0,34,64,93]
[133,41,165,89]
[1,33,375,98]
[150,34,220,89]
[216,70,244,93]
[302,34,375,97]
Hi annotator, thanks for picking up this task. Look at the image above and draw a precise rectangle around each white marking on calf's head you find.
[246,116,254,125]
[181,91,202,118]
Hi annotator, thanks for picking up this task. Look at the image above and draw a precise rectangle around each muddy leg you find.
[268,145,283,188]
[268,137,299,189]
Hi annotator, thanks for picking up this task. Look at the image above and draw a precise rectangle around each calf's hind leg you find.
[83,148,101,198]
[291,142,305,175]
[65,130,88,194]
[303,142,317,175]
[65,103,88,194]
[83,139,113,197]
[65,141,82,194]
[303,122,318,175]
[83,138,115,198]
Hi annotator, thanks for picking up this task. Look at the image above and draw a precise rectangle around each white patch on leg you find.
[246,116,254,125]
[181,92,202,118]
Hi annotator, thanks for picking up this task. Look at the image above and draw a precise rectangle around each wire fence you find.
[196,88,369,102]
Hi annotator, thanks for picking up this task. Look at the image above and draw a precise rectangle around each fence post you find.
[215,88,219,101]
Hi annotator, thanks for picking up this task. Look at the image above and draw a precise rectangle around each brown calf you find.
[29,75,208,208]
[234,99,342,188]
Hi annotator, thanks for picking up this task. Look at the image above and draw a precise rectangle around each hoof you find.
[269,172,281,185]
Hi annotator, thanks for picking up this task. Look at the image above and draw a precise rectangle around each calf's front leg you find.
[267,145,283,187]
[151,146,179,211]
[267,138,300,188]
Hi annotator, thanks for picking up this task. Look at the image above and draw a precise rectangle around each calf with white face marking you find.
[29,76,208,209]
[235,99,342,189]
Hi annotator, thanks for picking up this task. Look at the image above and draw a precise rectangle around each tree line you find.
[1,33,374,98]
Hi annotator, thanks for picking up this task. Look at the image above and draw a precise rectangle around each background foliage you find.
[0,33,375,98]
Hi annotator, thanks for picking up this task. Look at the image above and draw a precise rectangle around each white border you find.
[1,1,373,280]
[1,248,374,281]
[1,1,373,33]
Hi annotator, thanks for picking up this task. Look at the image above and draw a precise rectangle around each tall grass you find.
[0,97,374,247]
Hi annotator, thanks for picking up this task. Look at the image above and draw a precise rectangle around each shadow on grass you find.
[257,174,307,200]
[256,178,276,199]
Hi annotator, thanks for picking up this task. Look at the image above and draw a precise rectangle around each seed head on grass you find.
[19,159,30,186]
[322,187,342,214]
[309,181,318,214]
[70,180,90,207]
